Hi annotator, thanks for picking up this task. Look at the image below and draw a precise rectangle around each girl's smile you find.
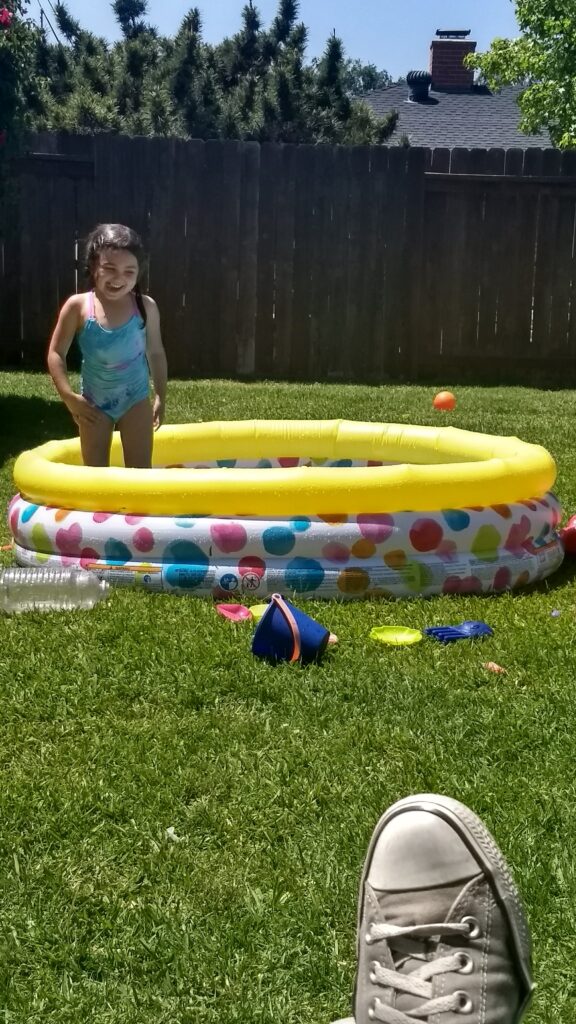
[95,248,139,300]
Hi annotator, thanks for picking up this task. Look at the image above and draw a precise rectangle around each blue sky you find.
[32,1,519,80]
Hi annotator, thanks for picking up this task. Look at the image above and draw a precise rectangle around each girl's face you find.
[93,247,139,301]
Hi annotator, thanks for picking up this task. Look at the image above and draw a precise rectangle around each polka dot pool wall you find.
[8,491,563,598]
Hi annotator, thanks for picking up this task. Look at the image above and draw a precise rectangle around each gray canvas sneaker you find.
[334,794,534,1024]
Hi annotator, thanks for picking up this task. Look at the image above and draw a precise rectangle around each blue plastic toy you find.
[424,620,494,644]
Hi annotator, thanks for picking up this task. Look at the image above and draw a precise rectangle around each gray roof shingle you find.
[361,82,552,149]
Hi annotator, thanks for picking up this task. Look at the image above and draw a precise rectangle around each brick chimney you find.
[429,29,476,90]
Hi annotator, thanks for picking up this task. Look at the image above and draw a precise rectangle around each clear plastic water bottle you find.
[0,567,109,614]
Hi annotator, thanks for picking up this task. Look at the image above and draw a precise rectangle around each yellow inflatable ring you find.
[13,419,556,516]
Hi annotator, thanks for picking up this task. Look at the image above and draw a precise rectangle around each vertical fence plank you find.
[383,148,410,376]
[308,145,334,379]
[217,140,242,377]
[549,195,576,357]
[177,140,205,377]
[271,144,296,379]
[339,146,372,380]
[456,150,487,362]
[367,146,390,381]
[429,152,470,365]
[192,140,218,376]
[402,147,426,379]
[289,144,317,379]
[236,142,259,377]
[476,149,506,359]
[254,143,280,378]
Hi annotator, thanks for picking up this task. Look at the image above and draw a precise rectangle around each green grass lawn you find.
[1,372,576,1023]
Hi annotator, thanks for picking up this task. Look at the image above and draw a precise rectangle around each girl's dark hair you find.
[84,223,148,324]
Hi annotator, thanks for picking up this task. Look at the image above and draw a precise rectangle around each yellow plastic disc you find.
[369,626,424,646]
[250,604,270,622]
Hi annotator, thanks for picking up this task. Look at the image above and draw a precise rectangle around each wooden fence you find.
[2,133,576,382]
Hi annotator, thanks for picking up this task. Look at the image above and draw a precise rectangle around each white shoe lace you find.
[365,919,474,1022]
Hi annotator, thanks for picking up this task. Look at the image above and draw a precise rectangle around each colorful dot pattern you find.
[8,488,563,599]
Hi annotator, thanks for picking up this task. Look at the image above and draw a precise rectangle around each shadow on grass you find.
[3,395,74,465]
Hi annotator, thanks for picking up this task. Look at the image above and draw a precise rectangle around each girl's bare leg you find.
[78,415,114,467]
[118,397,154,468]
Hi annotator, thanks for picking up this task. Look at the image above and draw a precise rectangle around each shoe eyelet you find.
[365,931,374,945]
[457,951,474,974]
[462,915,482,939]
[368,1007,375,1020]
[454,991,474,1014]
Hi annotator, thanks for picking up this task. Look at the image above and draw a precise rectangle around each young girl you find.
[47,223,168,468]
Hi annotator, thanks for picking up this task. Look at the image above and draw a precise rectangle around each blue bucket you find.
[251,593,330,664]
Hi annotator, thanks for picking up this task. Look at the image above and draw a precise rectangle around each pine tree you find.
[112,0,149,39]
[23,0,396,145]
[54,2,82,43]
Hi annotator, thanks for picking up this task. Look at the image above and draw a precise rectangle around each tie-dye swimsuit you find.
[78,291,150,421]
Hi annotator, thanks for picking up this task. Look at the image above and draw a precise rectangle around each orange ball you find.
[433,390,456,411]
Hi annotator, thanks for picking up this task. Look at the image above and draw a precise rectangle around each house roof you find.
[361,82,553,149]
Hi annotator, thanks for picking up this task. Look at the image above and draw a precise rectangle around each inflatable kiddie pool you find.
[9,419,563,598]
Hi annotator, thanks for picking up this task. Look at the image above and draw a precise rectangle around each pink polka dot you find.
[125,515,145,525]
[210,522,248,553]
[493,566,512,591]
[9,507,19,536]
[93,513,113,524]
[239,556,265,578]
[55,523,83,555]
[322,542,350,563]
[80,549,100,567]
[409,518,443,552]
[504,516,531,554]
[443,575,482,594]
[357,514,394,543]
[278,457,300,467]
[133,527,155,552]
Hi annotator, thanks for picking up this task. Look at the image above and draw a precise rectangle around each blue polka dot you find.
[163,564,209,589]
[285,557,325,592]
[291,517,311,532]
[104,539,133,563]
[175,518,195,528]
[442,509,471,532]
[217,459,237,468]
[263,526,296,556]
[163,540,209,571]
[21,504,39,523]
[257,459,273,468]
[329,459,353,467]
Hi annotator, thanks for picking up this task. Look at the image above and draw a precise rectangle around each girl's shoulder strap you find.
[132,288,148,326]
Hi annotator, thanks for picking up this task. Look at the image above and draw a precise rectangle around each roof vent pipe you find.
[407,70,432,102]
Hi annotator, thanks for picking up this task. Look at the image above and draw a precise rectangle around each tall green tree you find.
[343,59,391,95]
[469,0,576,148]
[26,0,397,145]
[112,0,148,39]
